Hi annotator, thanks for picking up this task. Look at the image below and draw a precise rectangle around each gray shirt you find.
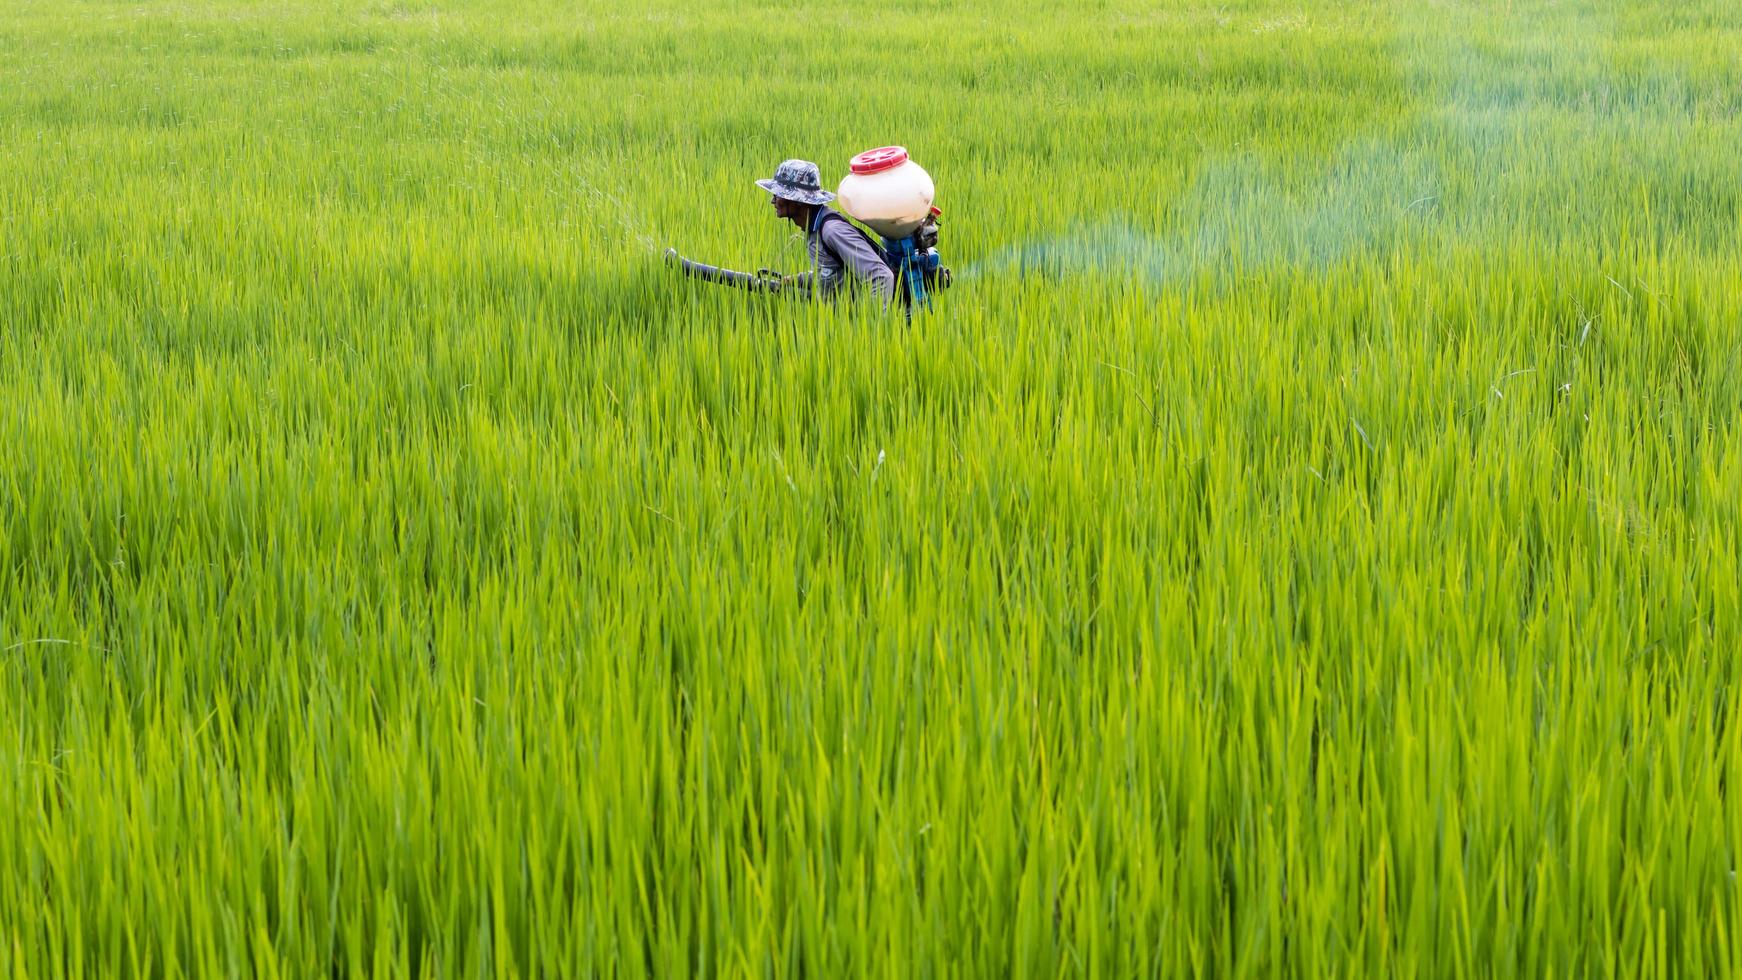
[802,208,896,301]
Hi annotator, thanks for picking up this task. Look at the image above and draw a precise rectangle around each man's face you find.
[771,194,805,224]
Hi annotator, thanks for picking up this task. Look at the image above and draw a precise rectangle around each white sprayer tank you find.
[836,146,934,240]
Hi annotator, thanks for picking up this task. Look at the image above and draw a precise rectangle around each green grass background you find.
[2,0,1740,974]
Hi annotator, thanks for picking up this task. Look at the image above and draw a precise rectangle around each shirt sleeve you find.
[821,223,897,301]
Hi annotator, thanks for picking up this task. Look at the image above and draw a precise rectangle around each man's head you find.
[756,159,834,227]
[770,193,808,224]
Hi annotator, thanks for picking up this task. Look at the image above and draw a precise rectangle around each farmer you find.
[758,159,896,302]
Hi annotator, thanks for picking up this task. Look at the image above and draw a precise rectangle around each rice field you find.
[3,0,1740,975]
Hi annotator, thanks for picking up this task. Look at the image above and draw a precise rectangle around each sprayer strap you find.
[813,210,890,269]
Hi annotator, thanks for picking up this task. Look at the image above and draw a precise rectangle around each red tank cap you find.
[849,146,909,175]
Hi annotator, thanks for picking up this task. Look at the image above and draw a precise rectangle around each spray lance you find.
[662,250,810,296]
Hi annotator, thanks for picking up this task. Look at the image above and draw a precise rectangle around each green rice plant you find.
[1,0,1739,975]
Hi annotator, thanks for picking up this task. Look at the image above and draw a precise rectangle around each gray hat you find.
[756,159,835,205]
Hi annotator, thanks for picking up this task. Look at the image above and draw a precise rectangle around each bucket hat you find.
[756,159,835,205]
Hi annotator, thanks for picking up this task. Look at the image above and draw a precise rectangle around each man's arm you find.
[822,224,896,301]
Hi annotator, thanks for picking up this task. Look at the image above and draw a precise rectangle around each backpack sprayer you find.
[666,146,949,312]
[836,146,946,311]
